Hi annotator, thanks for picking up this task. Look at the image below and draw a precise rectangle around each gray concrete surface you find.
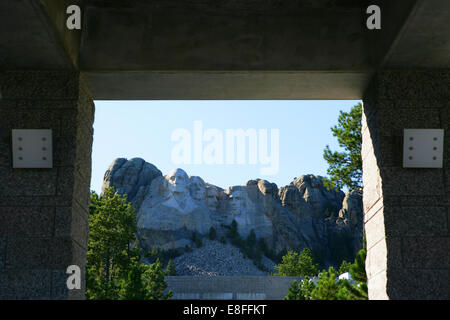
[362,70,450,299]
[0,71,94,299]
[165,276,307,300]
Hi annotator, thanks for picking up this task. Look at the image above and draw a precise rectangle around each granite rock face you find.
[101,158,363,268]
[102,158,162,204]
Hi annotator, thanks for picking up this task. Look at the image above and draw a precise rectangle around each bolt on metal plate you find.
[12,129,53,168]
[403,129,444,168]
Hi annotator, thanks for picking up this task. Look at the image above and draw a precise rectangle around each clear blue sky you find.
[91,100,361,193]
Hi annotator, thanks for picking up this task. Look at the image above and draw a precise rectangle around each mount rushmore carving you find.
[102,157,363,268]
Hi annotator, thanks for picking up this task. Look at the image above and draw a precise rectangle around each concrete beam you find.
[382,0,450,68]
[40,0,83,68]
[0,0,72,70]
[79,1,369,71]
[3,1,449,100]
[84,70,371,100]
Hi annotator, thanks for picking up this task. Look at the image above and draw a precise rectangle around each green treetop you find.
[274,248,319,277]
[323,102,362,191]
[285,277,316,300]
[310,267,341,300]
[165,259,177,276]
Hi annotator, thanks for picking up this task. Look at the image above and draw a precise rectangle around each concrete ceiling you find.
[0,0,71,69]
[0,0,449,99]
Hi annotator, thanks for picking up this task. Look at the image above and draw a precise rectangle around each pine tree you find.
[208,227,217,240]
[285,249,368,300]
[310,267,340,300]
[338,260,352,275]
[335,248,368,300]
[274,248,319,277]
[86,188,171,300]
[246,229,257,247]
[227,219,238,238]
[297,248,319,277]
[86,188,138,299]
[336,279,367,300]
[274,251,299,276]
[346,248,368,300]
[299,277,316,300]
[165,259,177,276]
[284,281,300,300]
[118,257,148,300]
[350,248,367,283]
[323,102,362,190]
[285,276,318,300]
[144,260,173,300]
[227,219,243,247]
[146,247,162,264]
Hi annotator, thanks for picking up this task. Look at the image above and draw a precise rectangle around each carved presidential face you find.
[166,168,189,195]
[206,185,219,210]
[189,176,206,201]
[229,189,246,214]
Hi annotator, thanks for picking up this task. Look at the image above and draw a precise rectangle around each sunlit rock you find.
[102,158,364,267]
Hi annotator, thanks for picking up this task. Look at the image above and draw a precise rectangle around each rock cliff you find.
[101,158,363,269]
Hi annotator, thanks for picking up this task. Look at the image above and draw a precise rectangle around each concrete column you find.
[0,71,94,299]
[362,70,450,299]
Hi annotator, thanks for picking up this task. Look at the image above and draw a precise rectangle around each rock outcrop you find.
[101,158,363,269]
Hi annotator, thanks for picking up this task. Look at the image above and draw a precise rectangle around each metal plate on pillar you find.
[403,129,444,168]
[12,129,53,168]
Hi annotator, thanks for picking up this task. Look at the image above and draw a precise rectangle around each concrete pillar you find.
[362,70,450,299]
[0,71,94,299]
